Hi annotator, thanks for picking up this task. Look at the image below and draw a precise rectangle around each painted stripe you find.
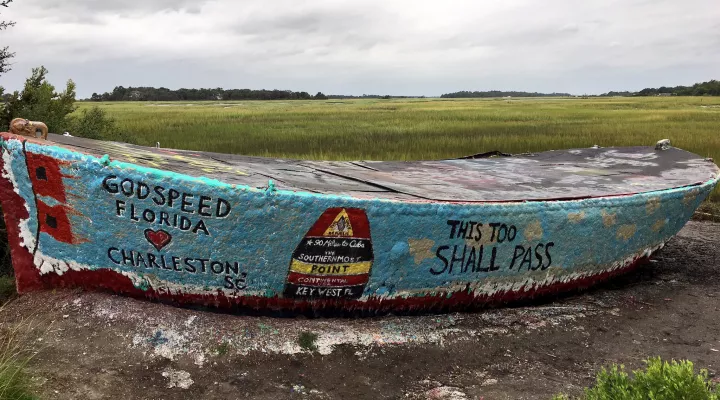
[289,260,372,275]
[292,238,373,263]
[286,271,369,287]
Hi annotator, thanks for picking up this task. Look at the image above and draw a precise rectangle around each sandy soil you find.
[2,221,719,400]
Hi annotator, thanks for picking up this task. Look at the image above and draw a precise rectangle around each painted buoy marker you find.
[284,208,373,299]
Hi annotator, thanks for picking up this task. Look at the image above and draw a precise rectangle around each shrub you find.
[0,66,119,140]
[1,66,76,133]
[68,106,118,140]
[298,331,318,352]
[555,357,719,399]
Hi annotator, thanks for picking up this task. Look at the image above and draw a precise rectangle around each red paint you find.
[144,229,172,251]
[36,200,77,244]
[305,208,371,238]
[0,144,45,292]
[286,271,369,287]
[25,151,69,203]
[10,250,651,315]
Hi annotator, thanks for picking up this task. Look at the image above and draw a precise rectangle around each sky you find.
[1,0,719,98]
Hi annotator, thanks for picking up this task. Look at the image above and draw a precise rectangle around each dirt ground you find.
[2,220,719,400]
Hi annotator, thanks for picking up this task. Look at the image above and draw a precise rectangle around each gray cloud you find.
[233,9,372,35]
[1,0,718,97]
[41,0,204,13]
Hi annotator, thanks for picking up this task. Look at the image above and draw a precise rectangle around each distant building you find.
[657,93,672,96]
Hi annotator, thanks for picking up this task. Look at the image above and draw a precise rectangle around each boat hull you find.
[0,134,717,314]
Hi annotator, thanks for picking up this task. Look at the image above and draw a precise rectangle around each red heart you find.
[144,229,172,251]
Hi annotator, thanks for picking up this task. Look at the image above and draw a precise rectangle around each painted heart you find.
[144,229,172,251]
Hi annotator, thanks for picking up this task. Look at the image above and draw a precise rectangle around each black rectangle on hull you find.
[283,284,366,299]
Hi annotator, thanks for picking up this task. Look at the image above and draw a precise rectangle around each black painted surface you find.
[45,134,720,202]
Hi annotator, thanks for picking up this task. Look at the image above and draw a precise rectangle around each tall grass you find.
[76,97,720,200]
[0,307,38,400]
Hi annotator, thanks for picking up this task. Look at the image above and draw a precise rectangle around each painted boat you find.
[0,131,718,314]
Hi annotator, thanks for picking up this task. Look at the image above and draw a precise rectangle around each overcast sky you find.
[1,0,719,97]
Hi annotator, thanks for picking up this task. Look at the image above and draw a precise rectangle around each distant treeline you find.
[440,91,571,98]
[328,94,426,99]
[89,86,330,101]
[85,80,720,101]
[601,80,720,97]
[87,87,429,101]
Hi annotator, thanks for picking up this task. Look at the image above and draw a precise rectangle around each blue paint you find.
[4,138,719,302]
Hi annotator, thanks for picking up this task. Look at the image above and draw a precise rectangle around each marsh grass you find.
[0,306,41,400]
[76,97,720,200]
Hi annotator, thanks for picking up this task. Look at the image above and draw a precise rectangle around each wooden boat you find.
[0,128,718,314]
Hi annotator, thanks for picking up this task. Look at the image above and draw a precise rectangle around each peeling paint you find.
[646,197,661,214]
[616,224,637,241]
[523,220,544,241]
[601,210,617,227]
[567,211,586,223]
[408,238,436,265]
[683,189,700,205]
[652,219,666,233]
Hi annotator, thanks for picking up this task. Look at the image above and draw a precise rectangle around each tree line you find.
[441,90,571,98]
[86,80,720,101]
[89,87,332,101]
[610,79,720,97]
[88,87,432,101]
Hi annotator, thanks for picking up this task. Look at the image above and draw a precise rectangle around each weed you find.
[213,341,231,357]
[298,331,318,352]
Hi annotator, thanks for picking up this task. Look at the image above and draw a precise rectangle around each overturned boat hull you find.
[1,132,717,314]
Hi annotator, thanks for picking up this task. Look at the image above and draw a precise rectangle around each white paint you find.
[425,386,468,400]
[194,353,206,367]
[2,149,36,251]
[63,290,603,369]
[131,328,192,361]
[161,368,194,389]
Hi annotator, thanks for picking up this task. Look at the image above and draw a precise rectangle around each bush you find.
[555,357,718,399]
[68,106,118,140]
[298,331,318,352]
